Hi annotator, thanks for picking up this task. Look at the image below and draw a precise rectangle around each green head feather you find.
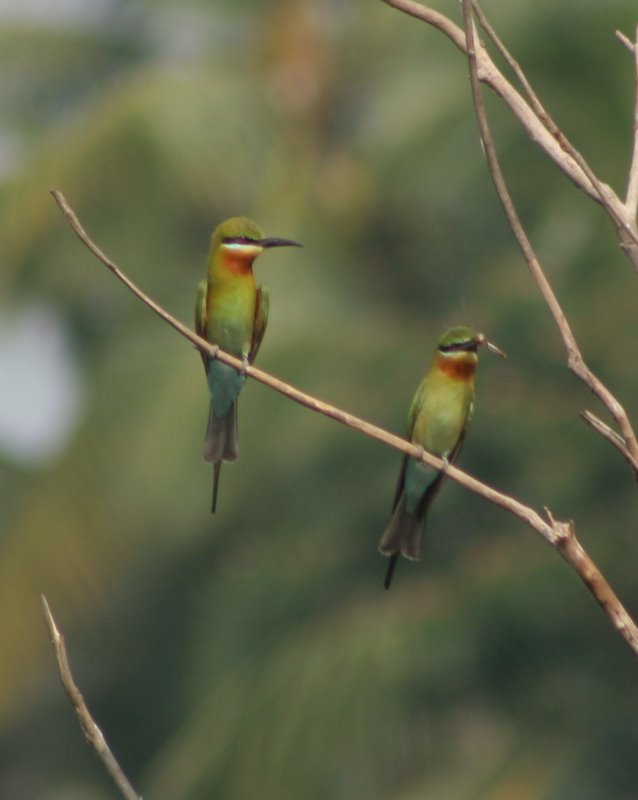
[437,326,506,358]
[437,326,480,353]
[210,217,265,252]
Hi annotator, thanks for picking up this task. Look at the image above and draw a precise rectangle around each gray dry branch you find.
[41,596,143,800]
[51,190,638,657]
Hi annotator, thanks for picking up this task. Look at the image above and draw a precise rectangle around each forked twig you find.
[41,596,142,800]
[460,0,638,652]
[381,0,638,268]
[473,1,638,261]
[453,5,638,478]
[621,24,638,219]
[51,189,638,656]
[580,410,638,477]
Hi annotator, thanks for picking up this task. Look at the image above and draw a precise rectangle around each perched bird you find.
[195,216,301,512]
[379,326,505,589]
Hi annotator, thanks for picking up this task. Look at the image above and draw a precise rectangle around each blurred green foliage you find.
[1,0,638,797]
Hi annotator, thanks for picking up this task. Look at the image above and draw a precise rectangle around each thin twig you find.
[461,0,638,652]
[473,1,551,123]
[380,0,467,51]
[51,189,638,656]
[381,0,638,269]
[487,8,638,466]
[616,30,636,55]
[623,25,638,219]
[580,410,628,451]
[454,7,638,477]
[41,596,142,800]
[378,0,594,199]
[472,1,638,260]
[580,410,638,477]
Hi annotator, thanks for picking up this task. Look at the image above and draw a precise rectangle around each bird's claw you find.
[203,344,219,364]
[239,354,249,376]
[415,445,425,461]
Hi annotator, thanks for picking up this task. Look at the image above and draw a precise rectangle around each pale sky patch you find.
[0,303,85,465]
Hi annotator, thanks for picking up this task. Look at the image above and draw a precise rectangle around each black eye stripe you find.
[439,341,477,354]
[222,236,259,245]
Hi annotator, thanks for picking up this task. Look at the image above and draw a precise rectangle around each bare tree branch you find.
[459,0,638,653]
[380,0,467,51]
[473,2,638,265]
[41,596,142,800]
[545,511,638,649]
[622,24,638,219]
[616,30,636,54]
[473,2,540,113]
[580,410,638,476]
[379,0,594,200]
[382,0,638,269]
[448,5,638,478]
[51,189,638,656]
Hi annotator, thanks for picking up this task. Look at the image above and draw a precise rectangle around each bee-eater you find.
[195,217,301,512]
[379,326,505,589]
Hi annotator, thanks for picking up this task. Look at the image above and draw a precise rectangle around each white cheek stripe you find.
[221,242,263,257]
[439,348,476,358]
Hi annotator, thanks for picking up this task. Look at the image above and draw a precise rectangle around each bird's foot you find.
[239,354,249,376]
[440,455,450,473]
[414,445,425,462]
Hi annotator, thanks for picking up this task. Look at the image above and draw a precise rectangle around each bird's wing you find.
[406,378,426,436]
[195,279,209,367]
[249,285,270,363]
[390,378,427,511]
[447,396,474,464]
[390,454,408,512]
[403,385,475,520]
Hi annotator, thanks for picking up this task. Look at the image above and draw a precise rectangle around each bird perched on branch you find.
[195,216,302,512]
[379,325,505,589]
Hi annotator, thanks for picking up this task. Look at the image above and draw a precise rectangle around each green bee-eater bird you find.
[195,216,302,512]
[379,326,505,589]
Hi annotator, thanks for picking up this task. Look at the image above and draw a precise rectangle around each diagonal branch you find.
[51,189,638,656]
[41,596,142,800]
